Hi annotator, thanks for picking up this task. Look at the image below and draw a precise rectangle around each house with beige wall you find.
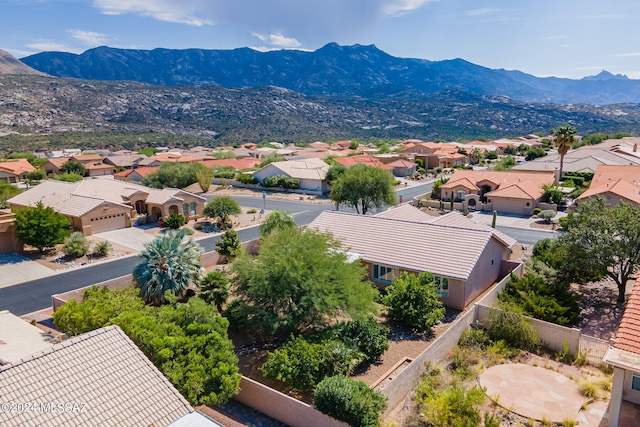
[439,170,556,215]
[603,279,640,426]
[308,205,517,310]
[0,211,22,254]
[0,159,36,183]
[576,165,640,207]
[8,178,205,235]
[253,158,330,193]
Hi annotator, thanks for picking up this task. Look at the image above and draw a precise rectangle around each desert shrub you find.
[216,229,243,260]
[486,303,540,351]
[533,207,542,215]
[260,336,364,390]
[213,166,236,179]
[93,240,112,256]
[322,317,390,363]
[194,222,203,231]
[382,271,445,332]
[538,210,556,223]
[246,208,257,214]
[498,272,580,326]
[183,228,195,235]
[163,213,186,229]
[235,173,257,184]
[458,327,491,350]
[313,375,387,427]
[63,232,89,258]
[415,367,485,427]
[262,174,300,189]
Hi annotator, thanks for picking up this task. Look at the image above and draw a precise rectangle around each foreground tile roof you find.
[0,325,193,426]
[613,279,640,355]
[309,209,512,281]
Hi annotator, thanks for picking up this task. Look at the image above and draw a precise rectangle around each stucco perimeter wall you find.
[474,260,524,307]
[381,308,477,415]
[475,304,581,355]
[234,376,348,427]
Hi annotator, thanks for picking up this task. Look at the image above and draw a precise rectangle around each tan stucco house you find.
[0,159,36,183]
[8,178,206,235]
[309,205,517,310]
[603,279,640,426]
[253,158,330,194]
[576,165,640,207]
[0,211,22,254]
[439,170,556,215]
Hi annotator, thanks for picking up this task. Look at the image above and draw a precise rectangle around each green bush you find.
[163,213,186,229]
[235,173,257,184]
[498,273,580,326]
[538,210,556,223]
[262,174,300,189]
[93,240,112,256]
[458,327,490,350]
[559,216,569,229]
[63,232,89,258]
[53,172,83,182]
[382,271,445,332]
[313,375,387,427]
[323,317,389,363]
[533,207,542,215]
[194,222,203,231]
[213,166,236,179]
[246,208,257,214]
[486,303,540,351]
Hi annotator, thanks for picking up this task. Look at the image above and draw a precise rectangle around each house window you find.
[190,202,197,216]
[435,276,449,297]
[526,202,531,207]
[182,203,189,216]
[372,265,393,283]
[456,190,465,202]
[632,373,640,392]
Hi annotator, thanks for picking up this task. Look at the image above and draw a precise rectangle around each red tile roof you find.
[333,154,385,168]
[114,166,159,178]
[0,159,36,175]
[613,278,640,355]
[199,158,262,170]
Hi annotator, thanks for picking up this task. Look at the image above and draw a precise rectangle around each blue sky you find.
[3,0,640,79]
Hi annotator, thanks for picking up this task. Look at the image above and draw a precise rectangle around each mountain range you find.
[21,43,640,105]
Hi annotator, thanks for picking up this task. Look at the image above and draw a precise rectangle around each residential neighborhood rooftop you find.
[0,310,58,366]
[0,325,194,426]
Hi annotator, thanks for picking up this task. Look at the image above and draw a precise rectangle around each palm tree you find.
[199,271,230,313]
[258,210,297,237]
[133,229,204,305]
[552,125,576,182]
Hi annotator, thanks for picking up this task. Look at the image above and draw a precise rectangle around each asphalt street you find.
[0,182,556,315]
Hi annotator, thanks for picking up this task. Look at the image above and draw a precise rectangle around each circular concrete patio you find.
[478,363,586,423]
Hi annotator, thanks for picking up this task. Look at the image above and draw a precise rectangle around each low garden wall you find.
[379,308,477,415]
[475,304,581,355]
[234,376,348,427]
[51,239,261,310]
[535,202,558,212]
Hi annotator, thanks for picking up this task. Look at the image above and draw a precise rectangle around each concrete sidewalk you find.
[0,253,55,289]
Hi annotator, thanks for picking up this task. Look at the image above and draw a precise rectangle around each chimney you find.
[634,143,638,152]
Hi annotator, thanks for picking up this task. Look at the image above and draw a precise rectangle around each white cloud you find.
[27,40,82,53]
[251,32,301,48]
[616,52,640,57]
[92,0,212,26]
[67,29,108,46]
[466,8,499,17]
[384,0,436,16]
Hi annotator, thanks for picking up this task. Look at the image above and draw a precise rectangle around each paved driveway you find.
[93,227,156,252]
[0,253,54,289]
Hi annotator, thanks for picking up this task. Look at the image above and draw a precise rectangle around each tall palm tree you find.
[199,271,230,313]
[258,210,297,237]
[133,229,204,305]
[552,125,576,182]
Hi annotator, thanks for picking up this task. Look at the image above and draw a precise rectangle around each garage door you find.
[89,213,127,234]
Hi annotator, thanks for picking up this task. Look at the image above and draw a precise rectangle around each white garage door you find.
[89,212,127,234]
